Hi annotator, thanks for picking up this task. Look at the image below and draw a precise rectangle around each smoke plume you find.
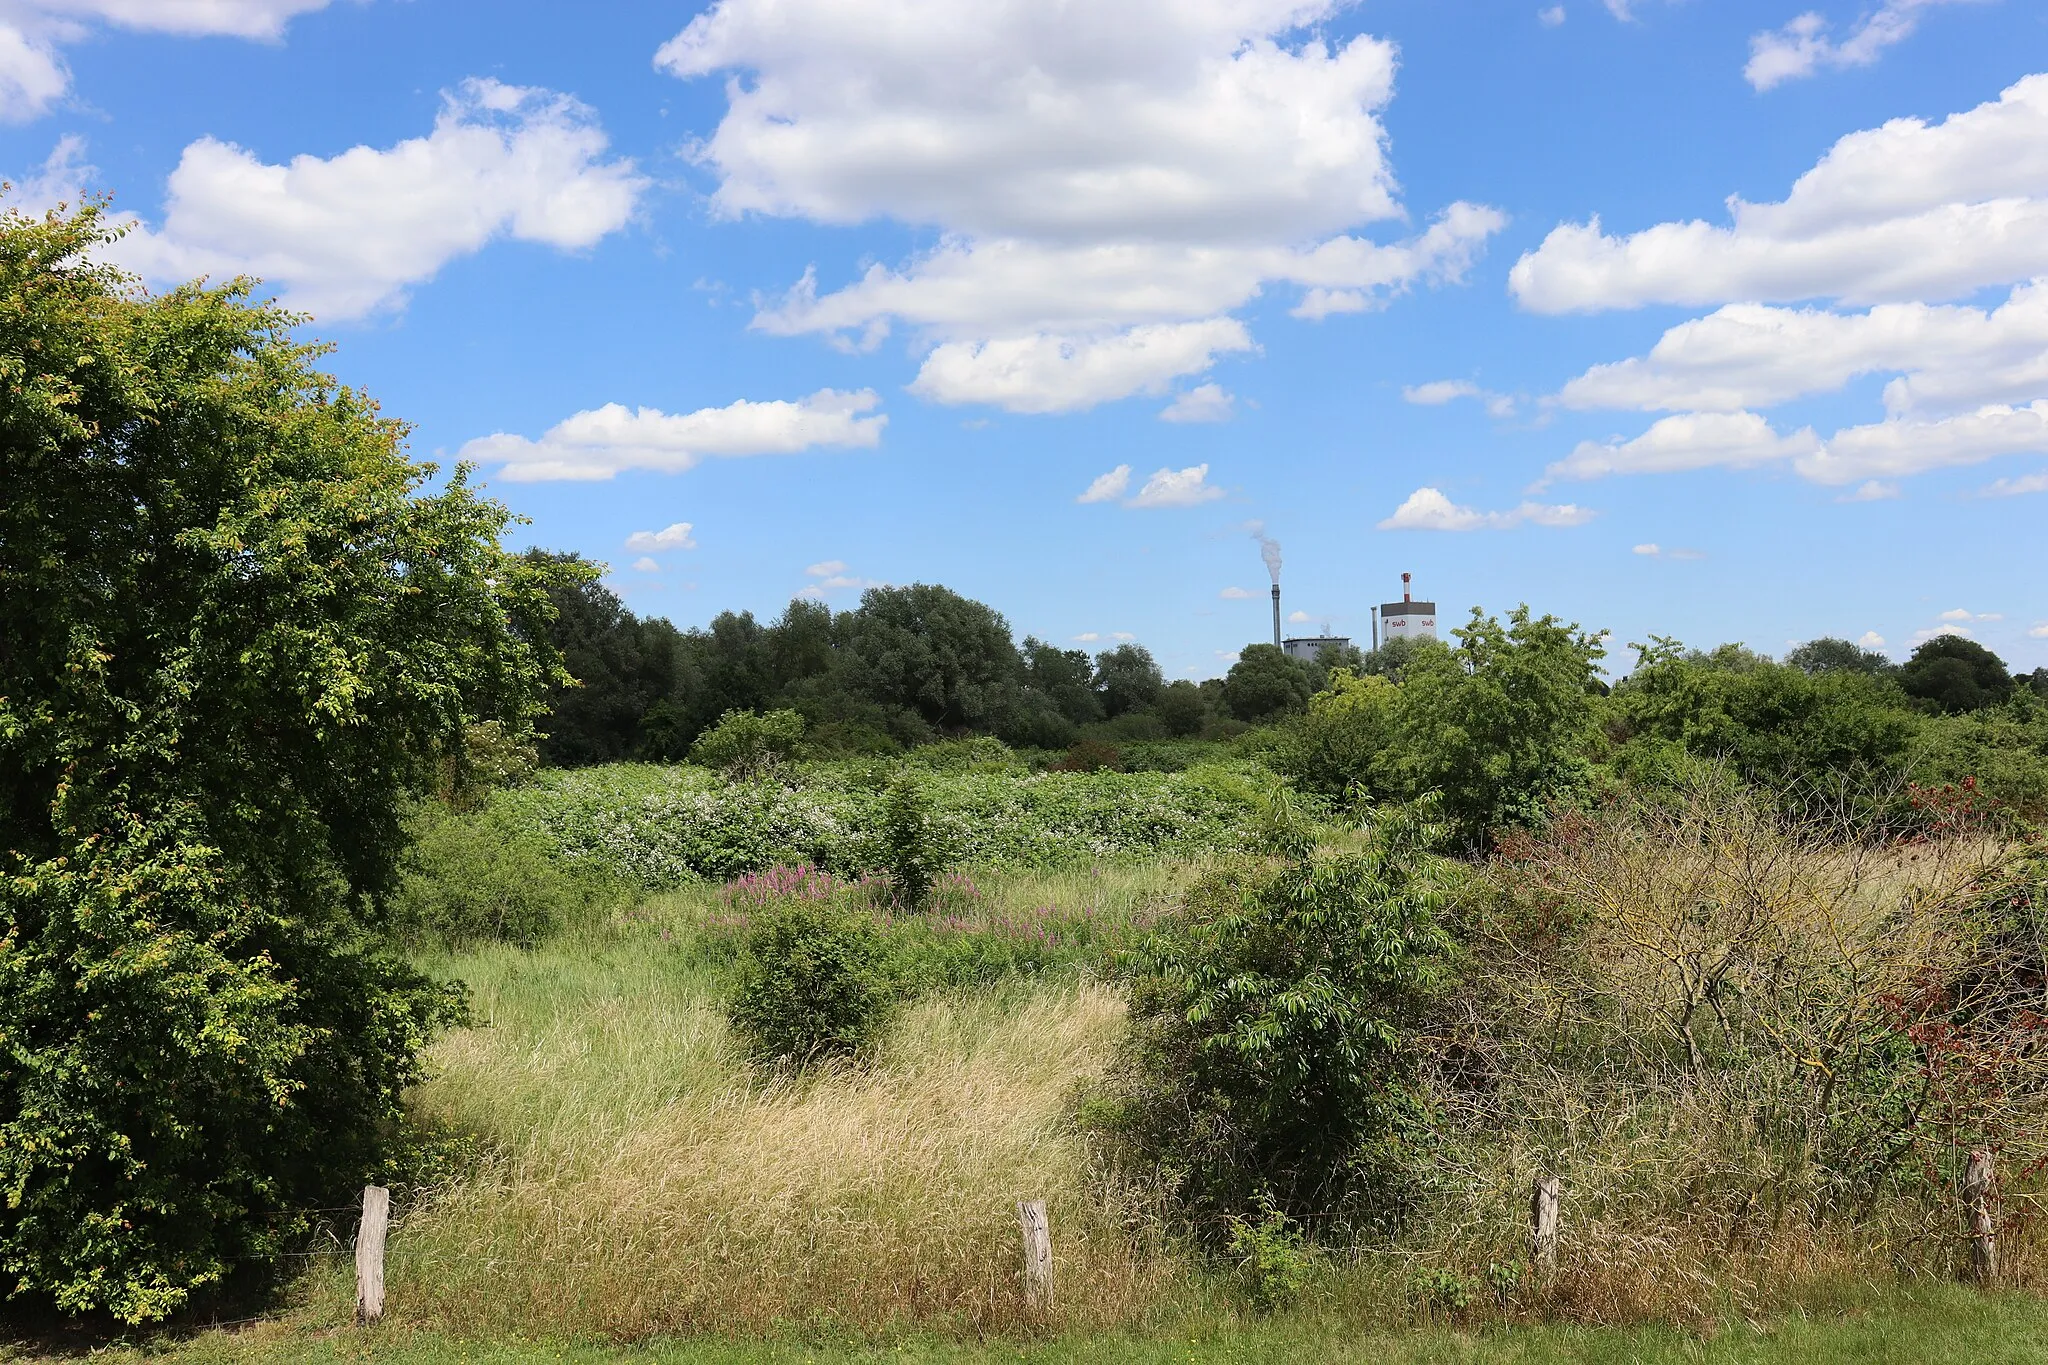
[1253,529,1282,585]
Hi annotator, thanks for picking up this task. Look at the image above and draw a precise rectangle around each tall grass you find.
[308,866,1189,1340]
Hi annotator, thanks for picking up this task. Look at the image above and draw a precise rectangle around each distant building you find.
[1283,635,1351,663]
[1379,572,1437,642]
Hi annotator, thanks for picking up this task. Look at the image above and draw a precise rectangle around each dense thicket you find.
[0,204,566,1322]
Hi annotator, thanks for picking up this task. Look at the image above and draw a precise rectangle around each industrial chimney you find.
[1270,584,1282,648]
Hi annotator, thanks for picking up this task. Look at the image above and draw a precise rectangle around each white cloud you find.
[1859,631,1888,648]
[1076,465,1133,504]
[1547,411,1820,482]
[1746,1,1978,92]
[1220,586,1258,600]
[0,2,345,123]
[1539,6,1566,25]
[105,79,645,319]
[805,559,848,577]
[1072,632,1101,643]
[631,556,661,573]
[1161,382,1234,424]
[1511,74,2048,313]
[1979,469,2048,496]
[1913,624,1973,642]
[662,0,1503,412]
[799,562,885,597]
[1378,486,1596,531]
[461,388,886,482]
[1287,610,1313,623]
[1940,607,2003,622]
[1842,479,1901,501]
[625,523,697,553]
[1129,463,1225,509]
[1632,542,1661,556]
[1112,631,1137,641]
[2031,624,2048,639]
[908,319,1252,415]
[1630,542,1705,559]
[0,131,88,207]
[1404,378,1517,418]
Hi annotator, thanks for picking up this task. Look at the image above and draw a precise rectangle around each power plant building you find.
[1379,574,1437,642]
[1283,635,1351,663]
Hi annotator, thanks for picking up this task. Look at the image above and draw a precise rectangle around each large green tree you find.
[0,205,566,1321]
[1900,635,2012,714]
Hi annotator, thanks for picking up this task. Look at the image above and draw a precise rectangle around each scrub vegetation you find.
[9,201,2048,1360]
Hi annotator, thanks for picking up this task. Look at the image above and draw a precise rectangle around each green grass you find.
[69,1287,2048,1365]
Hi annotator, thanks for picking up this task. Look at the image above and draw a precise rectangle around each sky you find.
[4,0,2047,681]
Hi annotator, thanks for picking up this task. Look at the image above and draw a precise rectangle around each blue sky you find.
[5,0,2046,680]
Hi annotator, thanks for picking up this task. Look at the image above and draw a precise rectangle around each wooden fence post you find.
[1017,1199,1052,1314]
[1964,1149,1997,1284]
[1530,1175,1561,1280]
[355,1184,390,1324]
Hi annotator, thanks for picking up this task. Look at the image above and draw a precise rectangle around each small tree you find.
[1092,800,1454,1241]
[0,203,565,1321]
[728,900,891,1065]
[877,775,949,909]
[1223,644,1315,723]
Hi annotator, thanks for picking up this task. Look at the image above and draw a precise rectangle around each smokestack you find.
[1403,571,1412,604]
[1271,584,1282,648]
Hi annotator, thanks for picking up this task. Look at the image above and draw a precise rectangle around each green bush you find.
[391,799,609,946]
[878,775,951,907]
[1090,799,1454,1242]
[728,899,892,1065]
[690,708,807,774]
[1227,1198,1315,1312]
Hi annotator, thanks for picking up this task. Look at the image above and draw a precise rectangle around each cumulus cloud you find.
[0,1,346,123]
[661,0,1503,412]
[1913,624,1973,642]
[1746,1,1978,92]
[1076,465,1133,504]
[631,556,661,573]
[460,388,886,482]
[800,560,885,596]
[909,319,1253,414]
[1072,632,1101,643]
[1512,74,2048,314]
[1404,378,1517,418]
[805,559,848,577]
[1160,382,1234,423]
[1632,543,1661,555]
[2031,624,2048,639]
[1378,486,1596,531]
[1939,607,2003,622]
[1129,463,1226,508]
[1859,631,1888,648]
[1219,586,1259,600]
[1842,479,1901,501]
[625,523,697,553]
[1535,76,2048,493]
[102,79,646,319]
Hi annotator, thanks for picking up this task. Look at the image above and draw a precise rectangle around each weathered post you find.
[1964,1149,1997,1284]
[1017,1198,1053,1314]
[356,1184,390,1323]
[1531,1175,1561,1280]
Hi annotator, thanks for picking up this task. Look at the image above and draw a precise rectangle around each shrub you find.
[1228,1199,1315,1312]
[1055,739,1125,772]
[728,899,892,1065]
[690,708,807,774]
[1090,799,1454,1242]
[877,775,951,908]
[0,204,559,1321]
[391,799,606,946]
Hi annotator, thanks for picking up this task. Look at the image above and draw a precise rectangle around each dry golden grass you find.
[317,869,1178,1341]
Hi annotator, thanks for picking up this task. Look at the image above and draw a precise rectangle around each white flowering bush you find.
[495,760,1290,889]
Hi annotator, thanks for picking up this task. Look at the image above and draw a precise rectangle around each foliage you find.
[1154,680,1210,738]
[0,204,554,1319]
[1900,635,2013,714]
[1096,644,1166,719]
[1056,739,1127,773]
[1223,645,1316,723]
[391,798,608,947]
[878,774,951,908]
[1227,1198,1315,1312]
[689,707,807,775]
[496,760,1290,887]
[1786,636,1895,676]
[1270,670,1400,800]
[727,898,893,1065]
[1091,800,1454,1240]
[526,552,688,766]
[1381,608,1605,847]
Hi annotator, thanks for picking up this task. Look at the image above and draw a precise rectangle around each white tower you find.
[1379,573,1437,642]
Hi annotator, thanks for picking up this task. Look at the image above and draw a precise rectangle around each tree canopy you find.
[0,203,568,1321]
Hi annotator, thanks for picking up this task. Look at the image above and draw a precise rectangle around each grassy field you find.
[70,1288,2048,1365]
